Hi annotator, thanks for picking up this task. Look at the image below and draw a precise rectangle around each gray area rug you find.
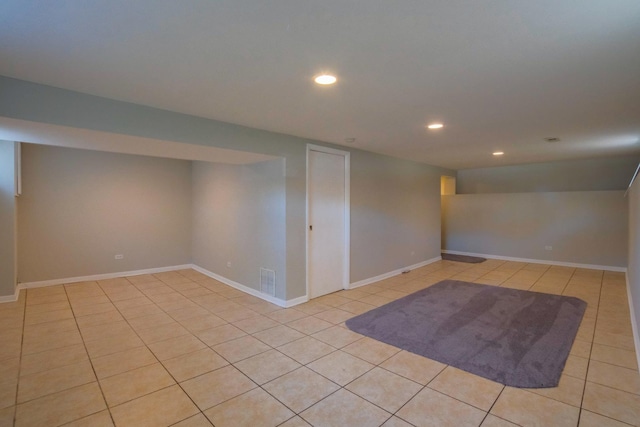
[346,280,586,388]
[441,253,487,263]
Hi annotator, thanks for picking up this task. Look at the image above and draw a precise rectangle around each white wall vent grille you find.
[260,268,276,297]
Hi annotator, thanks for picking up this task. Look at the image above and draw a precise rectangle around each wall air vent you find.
[260,268,276,297]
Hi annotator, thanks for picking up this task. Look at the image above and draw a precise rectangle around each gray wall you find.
[457,156,640,194]
[628,172,640,363]
[18,144,192,282]
[0,76,450,300]
[351,151,446,282]
[192,159,286,299]
[442,191,628,267]
[0,141,17,297]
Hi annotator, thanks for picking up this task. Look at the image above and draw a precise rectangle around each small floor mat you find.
[345,280,586,388]
[441,253,486,263]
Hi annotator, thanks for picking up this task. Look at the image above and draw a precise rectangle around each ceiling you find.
[1,1,639,170]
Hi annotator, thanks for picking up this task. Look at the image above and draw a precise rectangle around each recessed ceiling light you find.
[427,123,444,129]
[344,137,356,143]
[493,151,504,156]
[314,74,337,85]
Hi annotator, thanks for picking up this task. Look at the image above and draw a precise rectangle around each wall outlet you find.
[544,246,553,251]
[115,254,124,260]
[226,261,232,268]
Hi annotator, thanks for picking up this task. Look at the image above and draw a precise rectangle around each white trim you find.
[17,264,193,289]
[284,295,309,308]
[0,287,20,303]
[349,256,442,289]
[626,274,640,372]
[441,250,627,272]
[192,265,289,308]
[306,144,351,299]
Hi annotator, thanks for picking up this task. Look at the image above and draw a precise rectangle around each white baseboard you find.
[0,287,20,303]
[626,274,640,373]
[441,250,627,273]
[191,265,293,308]
[18,264,194,290]
[348,256,442,289]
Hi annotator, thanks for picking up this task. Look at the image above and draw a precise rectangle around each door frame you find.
[305,144,351,299]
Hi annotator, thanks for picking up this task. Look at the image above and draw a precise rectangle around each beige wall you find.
[18,144,192,282]
[350,151,446,282]
[0,141,17,296]
[457,156,640,194]
[442,191,628,268]
[191,159,286,299]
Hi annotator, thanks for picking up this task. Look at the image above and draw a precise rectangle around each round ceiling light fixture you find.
[427,123,444,130]
[314,74,337,85]
[493,151,504,156]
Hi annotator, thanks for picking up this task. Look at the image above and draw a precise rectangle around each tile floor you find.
[0,260,639,426]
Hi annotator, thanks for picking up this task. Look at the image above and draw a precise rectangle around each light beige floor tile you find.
[75,310,124,328]
[24,308,74,326]
[338,300,377,315]
[167,305,210,322]
[232,315,280,334]
[346,367,422,413]
[109,385,199,427]
[570,339,592,359]
[194,324,247,346]
[15,382,106,427]
[342,337,400,365]
[564,355,589,379]
[100,363,175,407]
[235,349,301,385]
[582,382,640,426]
[72,302,117,318]
[135,321,191,344]
[22,328,83,355]
[480,414,520,426]
[23,318,77,336]
[312,325,363,348]
[78,320,134,342]
[180,365,256,411]
[294,302,333,316]
[382,416,414,427]
[308,350,374,386]
[113,296,154,310]
[428,366,504,411]
[491,387,580,427]
[397,387,486,427]
[0,406,15,427]
[127,313,176,331]
[263,367,340,413]
[253,325,305,347]
[277,336,336,365]
[179,313,227,333]
[17,359,96,403]
[579,410,633,427]
[0,379,17,410]
[279,416,312,427]
[25,300,70,314]
[526,373,585,407]
[20,343,88,376]
[380,350,446,385]
[162,348,228,382]
[171,413,213,426]
[91,346,157,379]
[212,335,272,362]
[301,388,390,427]
[313,308,355,324]
[590,344,638,370]
[215,307,260,323]
[63,410,114,427]
[587,360,640,394]
[85,331,144,359]
[204,387,294,427]
[286,316,333,335]
[266,308,308,324]
[148,334,206,361]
